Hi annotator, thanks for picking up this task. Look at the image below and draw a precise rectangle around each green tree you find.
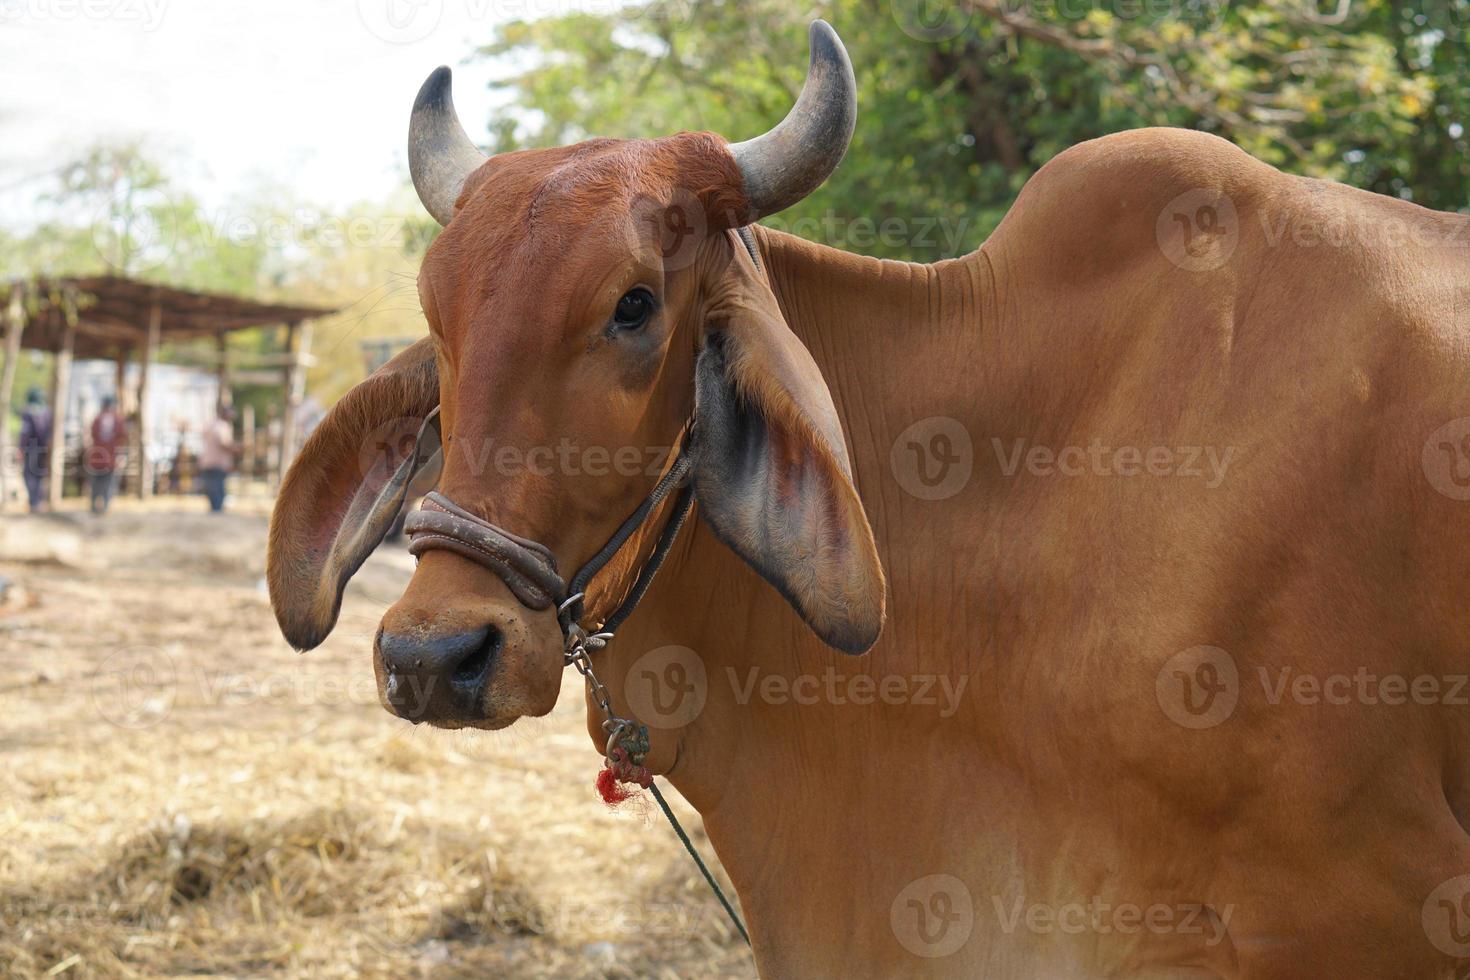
[475,0,1467,261]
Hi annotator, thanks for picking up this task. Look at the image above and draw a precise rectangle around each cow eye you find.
[611,288,656,331]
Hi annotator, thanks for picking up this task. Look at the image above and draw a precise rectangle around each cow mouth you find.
[373,616,563,731]
[380,684,521,731]
[413,715,518,732]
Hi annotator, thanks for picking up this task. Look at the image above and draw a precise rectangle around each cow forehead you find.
[419,143,650,305]
[433,131,744,257]
[460,139,671,230]
[419,132,744,337]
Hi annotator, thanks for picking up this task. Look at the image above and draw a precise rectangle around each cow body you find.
[269,31,1470,971]
[594,128,1470,976]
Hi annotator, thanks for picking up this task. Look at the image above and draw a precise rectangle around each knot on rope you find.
[595,744,653,806]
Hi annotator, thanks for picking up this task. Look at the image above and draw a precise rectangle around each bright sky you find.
[0,0,582,224]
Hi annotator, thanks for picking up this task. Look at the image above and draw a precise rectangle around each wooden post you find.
[116,348,134,495]
[216,333,232,409]
[0,285,24,512]
[241,402,256,482]
[114,352,127,406]
[266,405,282,488]
[279,320,311,472]
[136,295,161,499]
[46,311,75,509]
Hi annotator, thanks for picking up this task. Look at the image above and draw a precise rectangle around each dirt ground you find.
[0,496,754,979]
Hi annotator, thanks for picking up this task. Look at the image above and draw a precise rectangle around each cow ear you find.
[692,233,886,654]
[267,337,441,650]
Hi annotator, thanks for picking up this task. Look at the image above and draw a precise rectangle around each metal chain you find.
[561,594,644,765]
[555,551,752,950]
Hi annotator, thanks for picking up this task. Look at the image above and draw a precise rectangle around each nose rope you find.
[403,427,696,628]
[402,423,752,949]
[404,494,565,609]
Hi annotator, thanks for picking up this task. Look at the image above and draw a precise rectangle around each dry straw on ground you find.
[0,501,753,978]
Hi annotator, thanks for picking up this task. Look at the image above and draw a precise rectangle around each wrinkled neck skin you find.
[589,225,1008,974]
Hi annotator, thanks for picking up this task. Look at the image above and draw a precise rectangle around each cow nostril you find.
[451,626,501,686]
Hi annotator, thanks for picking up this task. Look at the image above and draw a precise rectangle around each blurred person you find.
[18,387,52,513]
[199,404,238,514]
[168,423,190,494]
[86,395,127,515]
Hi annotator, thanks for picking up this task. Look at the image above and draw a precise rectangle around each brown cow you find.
[268,20,1470,977]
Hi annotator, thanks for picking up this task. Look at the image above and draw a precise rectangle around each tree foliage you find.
[478,0,1469,261]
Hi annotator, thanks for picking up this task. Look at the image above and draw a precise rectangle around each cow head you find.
[267,21,885,729]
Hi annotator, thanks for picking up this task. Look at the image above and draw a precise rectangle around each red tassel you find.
[596,765,639,806]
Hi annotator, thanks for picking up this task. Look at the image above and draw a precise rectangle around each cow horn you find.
[408,66,488,226]
[728,20,857,220]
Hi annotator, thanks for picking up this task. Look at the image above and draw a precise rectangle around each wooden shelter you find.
[1,275,336,510]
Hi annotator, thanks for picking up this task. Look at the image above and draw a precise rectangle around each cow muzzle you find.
[373,551,564,729]
[376,434,695,730]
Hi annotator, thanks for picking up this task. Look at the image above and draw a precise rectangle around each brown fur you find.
[271,125,1470,976]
